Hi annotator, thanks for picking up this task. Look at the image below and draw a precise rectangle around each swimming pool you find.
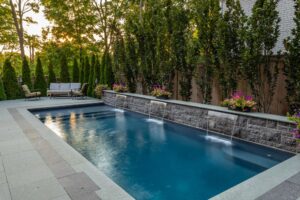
[32,105,293,200]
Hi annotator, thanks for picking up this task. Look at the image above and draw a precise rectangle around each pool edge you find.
[210,154,300,200]
[25,102,300,200]
[16,102,135,200]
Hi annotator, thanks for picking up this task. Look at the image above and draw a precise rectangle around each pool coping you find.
[5,99,300,200]
[104,90,292,124]
[7,100,134,200]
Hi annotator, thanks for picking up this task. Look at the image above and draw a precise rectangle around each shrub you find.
[0,76,7,100]
[60,54,70,82]
[72,58,79,82]
[48,60,56,85]
[22,58,32,89]
[2,59,20,99]
[94,84,108,99]
[34,57,47,96]
[287,112,300,147]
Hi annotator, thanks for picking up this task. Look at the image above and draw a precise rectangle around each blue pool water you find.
[32,105,293,200]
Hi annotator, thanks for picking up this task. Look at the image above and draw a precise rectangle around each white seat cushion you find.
[60,83,71,90]
[50,83,60,90]
[70,83,81,91]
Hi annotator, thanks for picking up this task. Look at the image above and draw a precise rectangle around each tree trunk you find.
[9,0,25,59]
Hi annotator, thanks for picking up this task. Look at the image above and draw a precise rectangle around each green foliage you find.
[84,56,90,83]
[2,59,20,99]
[0,2,18,49]
[72,58,79,82]
[113,34,126,83]
[94,84,108,99]
[193,0,221,103]
[100,54,105,84]
[217,0,246,99]
[59,54,70,82]
[47,60,56,85]
[124,33,138,93]
[34,57,47,96]
[42,0,95,48]
[0,76,7,100]
[79,54,85,84]
[87,55,96,96]
[169,1,193,101]
[243,0,280,112]
[94,57,101,84]
[104,52,114,88]
[22,58,32,89]
[284,0,300,113]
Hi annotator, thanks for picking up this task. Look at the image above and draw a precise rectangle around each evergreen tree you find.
[284,0,300,113]
[243,0,280,112]
[22,58,32,89]
[84,56,90,83]
[113,34,126,83]
[169,2,192,101]
[2,59,20,99]
[60,54,70,82]
[72,58,79,82]
[87,55,96,96]
[217,0,246,99]
[0,76,7,100]
[34,57,47,96]
[124,33,138,92]
[100,53,106,84]
[193,0,221,103]
[47,60,56,85]
[80,56,85,84]
[105,53,114,88]
[95,57,101,85]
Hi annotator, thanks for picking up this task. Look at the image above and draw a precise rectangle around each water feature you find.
[113,94,127,112]
[147,100,167,124]
[204,111,239,145]
[230,118,238,141]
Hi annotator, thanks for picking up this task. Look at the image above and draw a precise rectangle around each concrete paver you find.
[10,177,66,200]
[0,182,11,200]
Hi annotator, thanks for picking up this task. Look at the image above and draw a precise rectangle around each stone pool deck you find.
[0,97,300,200]
[0,98,133,200]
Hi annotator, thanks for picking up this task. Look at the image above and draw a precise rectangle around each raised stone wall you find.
[103,91,298,153]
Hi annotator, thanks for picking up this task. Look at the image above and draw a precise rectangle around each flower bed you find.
[151,86,172,99]
[221,91,256,112]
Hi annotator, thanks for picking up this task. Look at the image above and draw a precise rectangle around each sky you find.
[23,6,50,55]
[25,6,50,37]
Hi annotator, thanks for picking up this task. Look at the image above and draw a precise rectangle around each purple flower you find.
[245,96,253,101]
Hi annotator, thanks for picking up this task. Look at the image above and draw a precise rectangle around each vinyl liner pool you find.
[31,104,293,200]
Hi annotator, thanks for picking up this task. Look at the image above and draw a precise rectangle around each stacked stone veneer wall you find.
[104,91,298,153]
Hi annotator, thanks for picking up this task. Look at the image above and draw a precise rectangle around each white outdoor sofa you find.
[47,83,81,98]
